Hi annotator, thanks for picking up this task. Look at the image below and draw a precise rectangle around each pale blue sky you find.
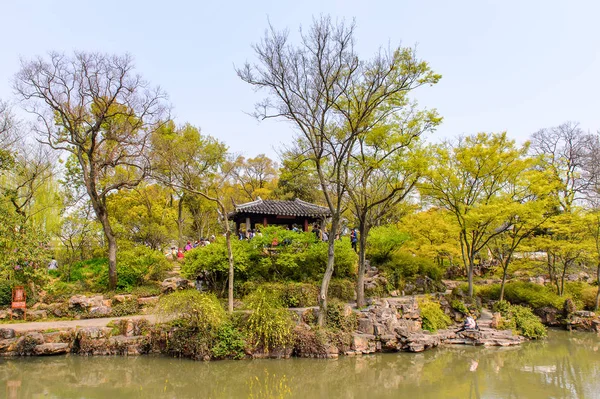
[1,0,599,160]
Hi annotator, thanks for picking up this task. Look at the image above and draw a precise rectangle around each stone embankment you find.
[343,297,523,356]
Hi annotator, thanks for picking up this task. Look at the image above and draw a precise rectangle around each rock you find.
[89,306,112,317]
[25,332,45,345]
[0,338,17,352]
[563,299,576,316]
[34,343,69,355]
[351,334,376,354]
[125,320,135,337]
[137,296,159,306]
[29,310,48,320]
[0,310,9,320]
[389,290,399,297]
[113,294,134,303]
[69,294,105,309]
[77,327,112,340]
[535,306,561,326]
[357,317,375,335]
[575,310,596,318]
[491,312,502,329]
[0,328,16,339]
[161,277,193,294]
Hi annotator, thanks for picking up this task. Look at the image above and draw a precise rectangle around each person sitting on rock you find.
[456,314,479,333]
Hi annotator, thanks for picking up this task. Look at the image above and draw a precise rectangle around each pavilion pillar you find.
[235,221,240,235]
[246,217,251,232]
[303,219,309,232]
[263,217,267,227]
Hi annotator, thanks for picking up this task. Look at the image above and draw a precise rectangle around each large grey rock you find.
[89,306,112,317]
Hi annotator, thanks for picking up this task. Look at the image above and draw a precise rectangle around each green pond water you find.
[1,330,599,399]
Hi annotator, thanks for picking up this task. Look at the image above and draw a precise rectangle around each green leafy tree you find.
[422,132,530,297]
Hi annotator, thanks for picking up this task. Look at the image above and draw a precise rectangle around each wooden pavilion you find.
[228,197,331,234]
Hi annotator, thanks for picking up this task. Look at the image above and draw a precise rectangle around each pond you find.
[1,330,599,398]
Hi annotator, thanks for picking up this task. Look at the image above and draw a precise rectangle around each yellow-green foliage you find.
[245,288,294,351]
[419,298,452,332]
[157,290,226,333]
[493,301,547,339]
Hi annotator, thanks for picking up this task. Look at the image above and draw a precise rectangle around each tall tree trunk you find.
[499,263,508,302]
[95,206,118,290]
[103,218,118,290]
[177,193,185,248]
[595,262,600,311]
[467,260,474,298]
[219,201,235,313]
[559,261,568,296]
[318,216,339,326]
[356,221,368,308]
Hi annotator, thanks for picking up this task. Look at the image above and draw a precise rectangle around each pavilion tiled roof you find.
[229,198,331,219]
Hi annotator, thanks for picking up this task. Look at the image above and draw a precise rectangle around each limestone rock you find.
[89,306,112,317]
[29,310,48,320]
[34,343,70,355]
[161,277,193,294]
[113,294,134,303]
[137,296,159,306]
[0,328,16,339]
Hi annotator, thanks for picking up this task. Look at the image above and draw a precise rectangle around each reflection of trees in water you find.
[1,331,599,398]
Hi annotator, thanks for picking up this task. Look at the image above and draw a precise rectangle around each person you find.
[184,241,192,251]
[312,224,321,240]
[322,230,329,242]
[177,248,185,260]
[350,228,358,252]
[48,259,58,271]
[456,314,479,333]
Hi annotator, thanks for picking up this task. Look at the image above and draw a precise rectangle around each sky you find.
[1,0,599,161]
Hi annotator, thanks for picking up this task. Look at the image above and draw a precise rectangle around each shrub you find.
[244,289,294,351]
[581,286,598,310]
[494,300,547,339]
[503,282,564,309]
[128,283,161,298]
[379,252,444,290]
[44,281,83,303]
[240,281,319,308]
[326,299,357,332]
[211,323,247,360]
[111,298,140,317]
[157,290,226,334]
[419,298,452,332]
[328,279,356,302]
[451,299,469,315]
[366,225,410,265]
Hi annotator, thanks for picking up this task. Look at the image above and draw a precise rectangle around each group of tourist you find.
[170,236,215,259]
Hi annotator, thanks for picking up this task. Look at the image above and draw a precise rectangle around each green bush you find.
[451,299,469,315]
[380,252,444,288]
[111,298,140,317]
[240,281,319,308]
[326,299,357,332]
[419,298,452,332]
[494,300,547,339]
[0,280,13,307]
[44,281,83,303]
[366,225,410,265]
[128,283,161,298]
[503,282,564,309]
[157,291,226,334]
[328,279,356,302]
[211,323,247,360]
[244,288,294,351]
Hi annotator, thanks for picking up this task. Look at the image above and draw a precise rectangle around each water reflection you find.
[1,330,598,398]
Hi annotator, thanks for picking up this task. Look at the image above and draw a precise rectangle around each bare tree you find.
[15,52,168,289]
[0,100,18,170]
[531,122,596,212]
[238,16,440,323]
